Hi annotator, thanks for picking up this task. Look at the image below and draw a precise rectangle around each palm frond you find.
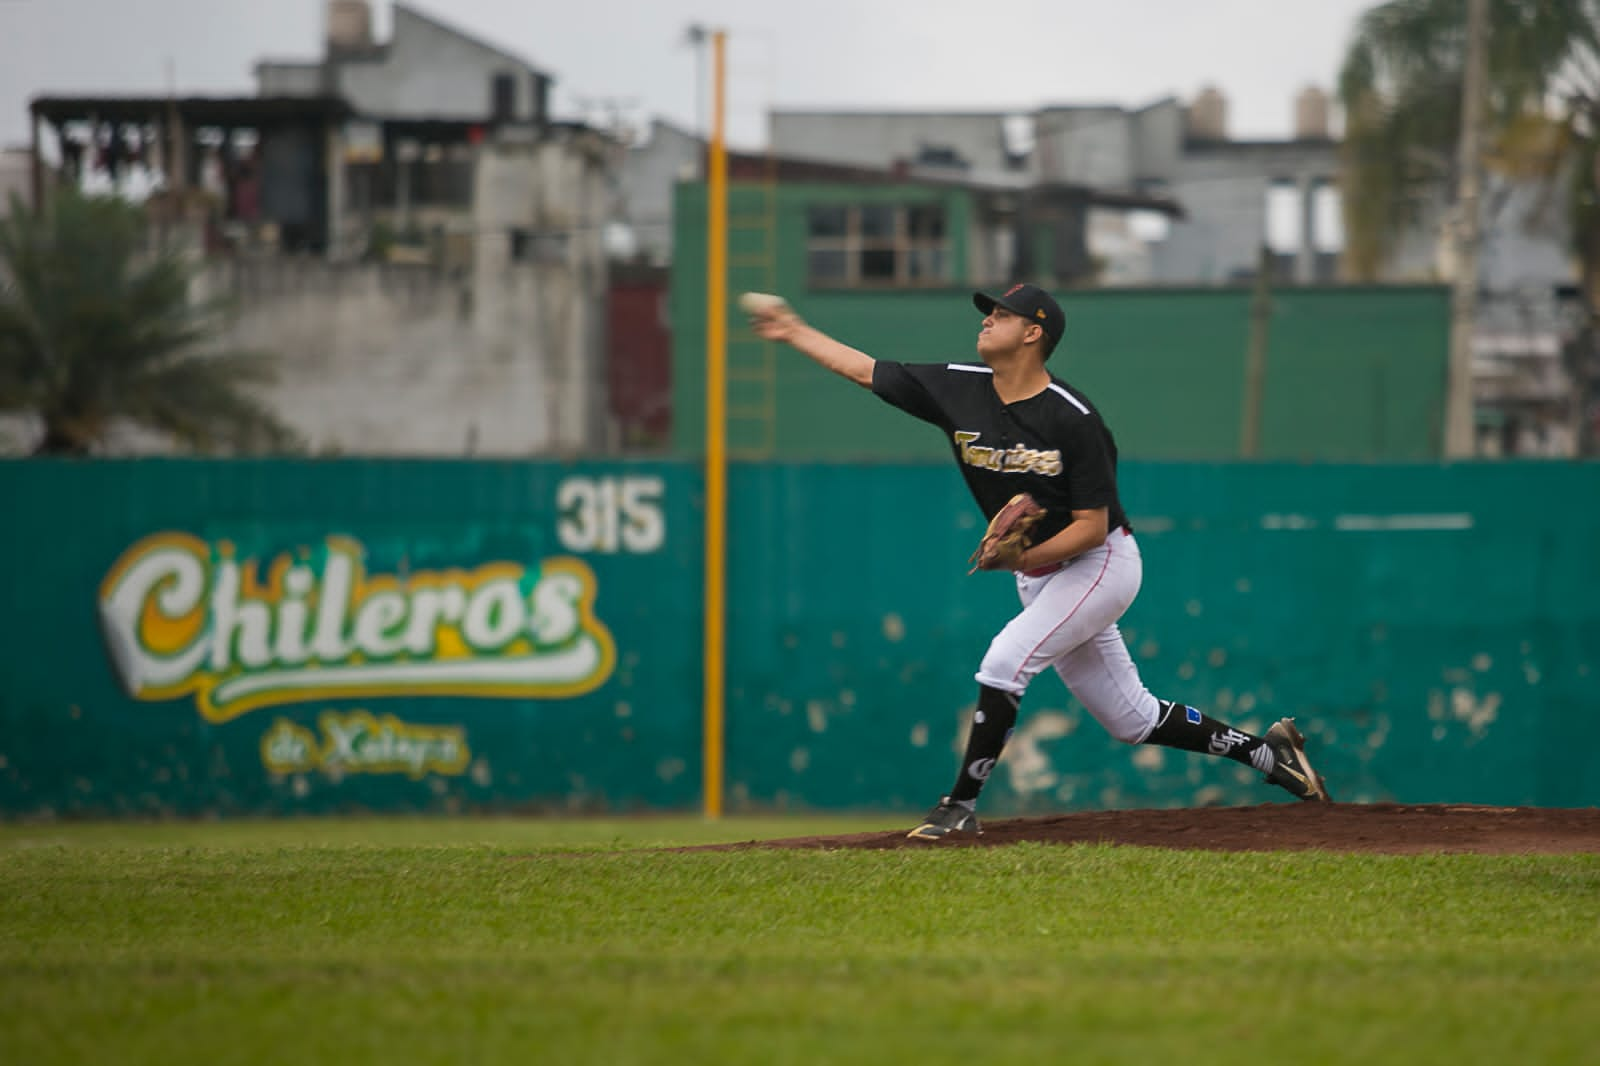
[1338,0,1600,282]
[1,188,299,454]
[121,348,300,454]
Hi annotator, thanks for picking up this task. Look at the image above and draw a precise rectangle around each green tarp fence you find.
[2,459,1596,817]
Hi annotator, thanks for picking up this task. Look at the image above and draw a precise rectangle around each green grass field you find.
[2,816,1597,1065]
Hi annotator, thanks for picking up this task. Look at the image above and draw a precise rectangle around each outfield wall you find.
[2,459,1596,817]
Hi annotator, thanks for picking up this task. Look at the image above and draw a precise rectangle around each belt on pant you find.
[1020,526,1131,578]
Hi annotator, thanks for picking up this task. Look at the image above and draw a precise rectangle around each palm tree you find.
[1339,0,1600,456]
[1338,0,1600,295]
[0,189,296,456]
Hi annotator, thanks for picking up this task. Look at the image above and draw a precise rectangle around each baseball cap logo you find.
[1004,283,1025,297]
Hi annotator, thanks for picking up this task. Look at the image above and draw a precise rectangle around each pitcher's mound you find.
[698,804,1600,854]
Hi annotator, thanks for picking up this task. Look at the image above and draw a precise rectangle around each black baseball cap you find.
[973,283,1065,352]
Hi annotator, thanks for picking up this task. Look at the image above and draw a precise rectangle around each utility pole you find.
[685,24,708,174]
[1445,0,1488,458]
[702,29,728,821]
[1241,243,1273,458]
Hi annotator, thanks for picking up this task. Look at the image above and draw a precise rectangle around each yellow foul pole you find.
[702,29,728,820]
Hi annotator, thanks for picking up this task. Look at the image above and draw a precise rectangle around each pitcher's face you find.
[976,306,1039,363]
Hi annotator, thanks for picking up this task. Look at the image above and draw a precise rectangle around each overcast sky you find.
[0,0,1381,150]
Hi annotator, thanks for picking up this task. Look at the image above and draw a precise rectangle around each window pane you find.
[1127,209,1170,243]
[1313,182,1344,252]
[907,205,945,239]
[807,205,848,238]
[491,73,517,123]
[1264,181,1302,253]
[859,248,898,280]
[908,247,947,281]
[808,249,848,281]
[860,204,895,239]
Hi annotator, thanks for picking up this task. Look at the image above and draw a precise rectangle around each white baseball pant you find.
[973,529,1161,744]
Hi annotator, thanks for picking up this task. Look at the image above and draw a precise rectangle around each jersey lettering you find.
[953,430,1062,476]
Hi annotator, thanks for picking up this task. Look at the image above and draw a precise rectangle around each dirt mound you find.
[696,804,1600,854]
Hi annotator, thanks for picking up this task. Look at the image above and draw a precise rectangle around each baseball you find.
[738,292,790,317]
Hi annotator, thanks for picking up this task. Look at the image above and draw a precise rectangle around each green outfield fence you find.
[670,182,1452,462]
[1,458,1596,818]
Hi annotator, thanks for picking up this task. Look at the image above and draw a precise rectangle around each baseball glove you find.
[968,493,1047,573]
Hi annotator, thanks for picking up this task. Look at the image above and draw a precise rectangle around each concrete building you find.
[770,110,1030,181]
[257,1,551,126]
[616,118,703,267]
[1467,172,1586,456]
[5,1,627,458]
[232,1,617,455]
[771,91,1339,287]
[211,134,615,458]
[772,101,1182,192]
[253,1,557,262]
[767,88,1588,455]
[27,94,353,255]
[1156,140,1340,285]
[2,127,618,459]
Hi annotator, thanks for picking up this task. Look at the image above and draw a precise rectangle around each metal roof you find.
[30,95,352,126]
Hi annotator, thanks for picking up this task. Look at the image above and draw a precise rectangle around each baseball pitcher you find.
[744,285,1330,841]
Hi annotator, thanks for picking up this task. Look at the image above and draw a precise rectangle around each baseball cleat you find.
[906,797,982,841]
[1263,718,1331,802]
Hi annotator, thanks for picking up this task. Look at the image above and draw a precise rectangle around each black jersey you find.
[872,359,1130,543]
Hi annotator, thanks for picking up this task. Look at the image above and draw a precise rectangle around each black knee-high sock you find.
[1143,699,1276,774]
[948,685,1020,804]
